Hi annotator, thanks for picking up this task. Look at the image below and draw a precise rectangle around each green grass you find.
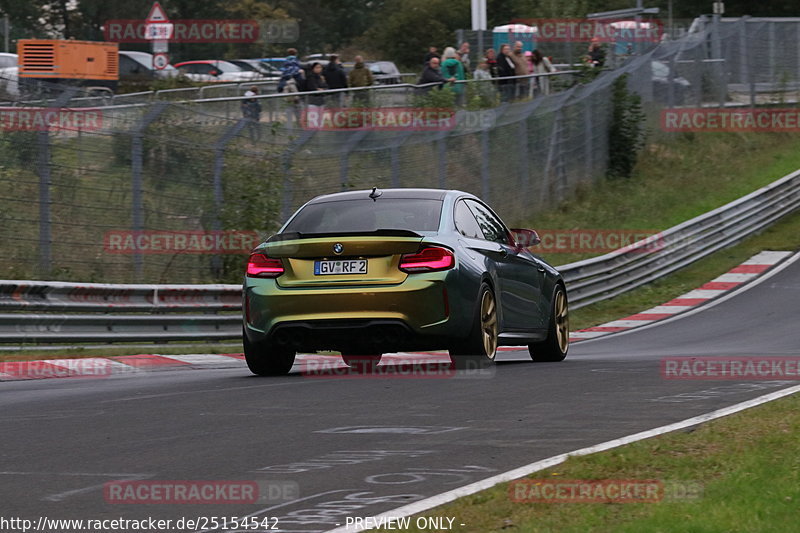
[379,392,800,533]
[532,131,800,266]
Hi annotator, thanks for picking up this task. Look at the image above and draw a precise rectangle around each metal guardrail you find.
[1,168,798,344]
[0,70,580,110]
[561,168,800,309]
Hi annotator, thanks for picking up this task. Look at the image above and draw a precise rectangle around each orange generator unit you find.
[18,39,119,91]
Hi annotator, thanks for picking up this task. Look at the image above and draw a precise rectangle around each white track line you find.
[325,383,800,533]
[574,250,800,345]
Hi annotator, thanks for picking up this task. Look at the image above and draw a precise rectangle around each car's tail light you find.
[399,246,455,273]
[247,253,284,278]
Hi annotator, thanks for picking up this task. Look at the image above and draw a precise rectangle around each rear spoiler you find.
[266,229,423,243]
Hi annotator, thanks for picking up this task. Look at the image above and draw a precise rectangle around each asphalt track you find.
[1,254,798,533]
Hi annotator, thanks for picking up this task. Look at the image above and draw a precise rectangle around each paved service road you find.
[1,255,798,532]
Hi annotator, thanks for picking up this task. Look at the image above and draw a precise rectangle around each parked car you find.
[243,188,569,375]
[651,60,691,105]
[229,59,281,79]
[173,60,262,82]
[0,52,17,69]
[366,60,403,84]
[119,51,178,81]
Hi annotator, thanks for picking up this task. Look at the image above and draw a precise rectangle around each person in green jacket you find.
[440,46,466,105]
[348,55,374,106]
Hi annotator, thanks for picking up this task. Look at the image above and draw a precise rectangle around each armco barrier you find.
[1,168,798,344]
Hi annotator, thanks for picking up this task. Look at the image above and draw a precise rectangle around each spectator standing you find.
[473,61,495,103]
[588,39,606,67]
[484,48,499,78]
[277,48,303,93]
[441,47,466,104]
[496,43,516,101]
[323,55,348,89]
[348,55,374,105]
[424,46,440,65]
[510,41,529,99]
[323,54,348,107]
[531,49,556,96]
[418,56,452,92]
[241,86,262,142]
[457,42,471,71]
[305,62,328,109]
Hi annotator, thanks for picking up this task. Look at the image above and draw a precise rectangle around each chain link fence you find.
[0,17,796,285]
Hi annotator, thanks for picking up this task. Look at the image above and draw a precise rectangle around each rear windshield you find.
[283,198,443,234]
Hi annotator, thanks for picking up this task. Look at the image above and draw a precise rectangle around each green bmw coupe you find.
[243,188,569,375]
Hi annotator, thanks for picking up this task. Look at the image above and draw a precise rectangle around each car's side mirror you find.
[210,69,220,76]
[510,228,541,249]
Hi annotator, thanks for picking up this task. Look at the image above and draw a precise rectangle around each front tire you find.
[449,282,498,368]
[528,284,569,362]
[243,329,296,376]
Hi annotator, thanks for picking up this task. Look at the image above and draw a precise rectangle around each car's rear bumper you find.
[244,272,466,351]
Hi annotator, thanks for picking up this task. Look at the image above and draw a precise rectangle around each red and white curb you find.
[565,250,792,342]
[0,250,792,382]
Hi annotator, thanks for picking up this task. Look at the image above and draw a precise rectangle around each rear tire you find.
[243,329,296,376]
[528,284,569,362]
[449,282,498,369]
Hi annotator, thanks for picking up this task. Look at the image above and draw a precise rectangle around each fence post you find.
[339,130,369,191]
[437,136,447,188]
[480,128,490,201]
[211,117,249,277]
[35,86,79,276]
[584,101,593,182]
[36,131,51,275]
[280,130,317,222]
[517,119,529,199]
[131,102,169,281]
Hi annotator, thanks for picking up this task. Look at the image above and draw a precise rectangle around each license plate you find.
[314,259,367,275]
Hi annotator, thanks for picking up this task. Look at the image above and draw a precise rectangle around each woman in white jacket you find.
[531,49,556,96]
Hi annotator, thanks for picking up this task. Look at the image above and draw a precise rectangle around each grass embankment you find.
[525,131,800,330]
[386,392,800,533]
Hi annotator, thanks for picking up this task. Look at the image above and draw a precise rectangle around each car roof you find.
[174,60,233,65]
[306,188,471,204]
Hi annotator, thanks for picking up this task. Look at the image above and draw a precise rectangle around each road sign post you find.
[145,2,172,69]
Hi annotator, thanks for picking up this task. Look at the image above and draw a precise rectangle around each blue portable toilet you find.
[492,24,537,53]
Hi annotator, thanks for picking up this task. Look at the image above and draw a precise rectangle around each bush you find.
[607,74,646,179]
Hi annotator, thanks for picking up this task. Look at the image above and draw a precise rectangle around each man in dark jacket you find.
[418,57,453,92]
[323,54,348,90]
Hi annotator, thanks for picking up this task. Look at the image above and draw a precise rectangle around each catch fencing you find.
[3,165,797,343]
[0,16,798,288]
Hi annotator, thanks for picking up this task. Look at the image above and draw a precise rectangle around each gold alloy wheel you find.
[481,289,498,358]
[554,289,569,353]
